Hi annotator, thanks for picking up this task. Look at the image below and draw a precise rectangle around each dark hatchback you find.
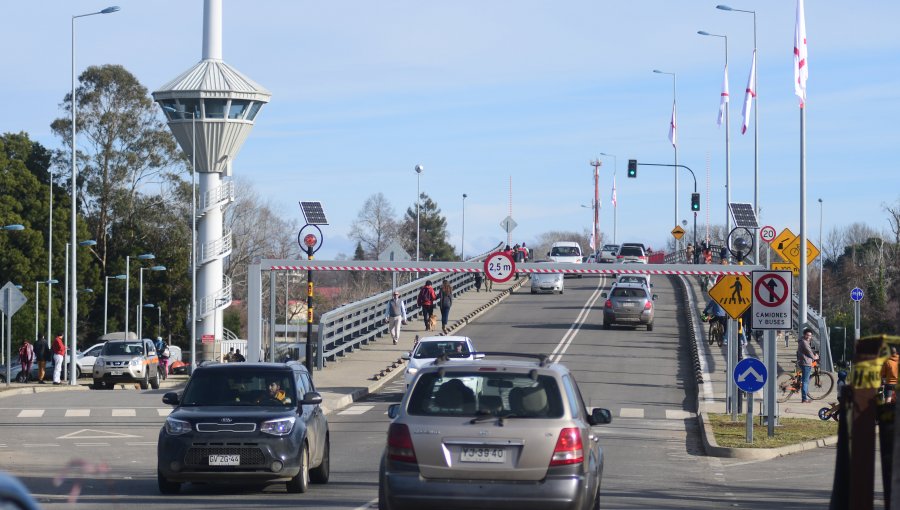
[157,362,330,494]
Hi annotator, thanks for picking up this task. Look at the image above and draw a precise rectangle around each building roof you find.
[153,59,271,101]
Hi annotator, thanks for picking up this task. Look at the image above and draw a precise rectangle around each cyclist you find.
[702,298,728,341]
[797,327,819,403]
[155,337,170,380]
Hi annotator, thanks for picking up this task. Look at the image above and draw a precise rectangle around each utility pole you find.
[589,160,602,253]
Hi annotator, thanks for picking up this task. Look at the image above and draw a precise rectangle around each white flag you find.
[741,50,757,135]
[668,101,677,148]
[794,0,808,106]
[611,176,617,208]
[589,230,596,251]
[717,65,729,127]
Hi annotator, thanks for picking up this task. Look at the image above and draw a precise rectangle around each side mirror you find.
[652,294,659,301]
[401,352,410,360]
[588,407,612,425]
[387,404,400,420]
[300,391,323,406]
[474,353,485,360]
[546,252,550,257]
[601,292,608,298]
[162,392,180,406]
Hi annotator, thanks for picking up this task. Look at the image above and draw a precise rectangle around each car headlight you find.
[94,357,103,368]
[130,358,141,367]
[165,417,192,435]
[261,416,296,436]
[406,367,418,376]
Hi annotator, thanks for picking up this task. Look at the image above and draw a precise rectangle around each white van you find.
[547,242,583,278]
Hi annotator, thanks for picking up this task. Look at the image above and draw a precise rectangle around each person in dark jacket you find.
[417,281,437,331]
[34,336,51,383]
[437,280,454,334]
[796,327,819,403]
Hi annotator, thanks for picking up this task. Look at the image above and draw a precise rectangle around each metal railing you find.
[198,231,233,265]
[199,275,233,317]
[314,242,503,369]
[199,180,234,214]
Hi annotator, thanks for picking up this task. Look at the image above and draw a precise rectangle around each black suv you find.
[157,362,330,494]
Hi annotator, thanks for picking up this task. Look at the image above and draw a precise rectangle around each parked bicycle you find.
[777,359,834,402]
[701,313,724,348]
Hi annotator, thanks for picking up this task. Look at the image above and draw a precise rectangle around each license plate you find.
[622,302,634,308]
[209,454,240,466]
[460,447,505,463]
[110,370,123,376]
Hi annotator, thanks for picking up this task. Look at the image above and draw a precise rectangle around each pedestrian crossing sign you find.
[707,274,752,319]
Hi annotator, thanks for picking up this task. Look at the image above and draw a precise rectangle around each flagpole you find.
[799,106,807,339]
[725,38,731,244]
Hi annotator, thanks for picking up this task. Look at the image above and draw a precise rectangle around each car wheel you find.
[603,322,610,330]
[531,289,536,294]
[309,434,330,484]
[286,442,310,493]
[92,379,104,390]
[150,367,160,390]
[157,469,180,495]
[139,370,150,390]
[378,458,393,510]
[647,323,654,332]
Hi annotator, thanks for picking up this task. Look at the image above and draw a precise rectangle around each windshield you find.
[413,341,470,359]
[407,371,563,418]
[618,246,644,256]
[550,246,580,257]
[180,370,296,407]
[101,342,144,356]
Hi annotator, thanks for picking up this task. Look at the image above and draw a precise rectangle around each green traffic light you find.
[691,193,700,211]
[627,159,637,178]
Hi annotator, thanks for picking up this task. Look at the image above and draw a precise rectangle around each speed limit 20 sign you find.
[759,225,776,244]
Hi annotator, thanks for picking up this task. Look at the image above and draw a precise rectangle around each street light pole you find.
[415,164,423,263]
[461,193,467,260]
[47,172,53,353]
[717,5,759,264]
[71,3,120,389]
[818,198,823,315]
[600,153,618,245]
[698,30,731,240]
[67,240,95,385]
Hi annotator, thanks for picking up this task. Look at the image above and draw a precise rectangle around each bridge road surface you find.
[0,275,842,509]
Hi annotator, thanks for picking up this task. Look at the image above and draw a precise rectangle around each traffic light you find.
[627,159,637,178]
[691,192,700,212]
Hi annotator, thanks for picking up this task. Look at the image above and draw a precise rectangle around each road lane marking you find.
[17,410,45,418]
[57,429,140,440]
[126,442,157,446]
[549,277,607,364]
[75,443,109,447]
[112,409,136,417]
[65,409,91,417]
[665,410,695,420]
[619,408,644,418]
[157,408,172,416]
[25,443,60,447]
[339,405,375,415]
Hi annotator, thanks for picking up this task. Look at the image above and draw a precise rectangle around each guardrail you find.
[314,242,504,369]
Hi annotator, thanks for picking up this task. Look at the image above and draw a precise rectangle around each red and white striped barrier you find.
[267,261,757,276]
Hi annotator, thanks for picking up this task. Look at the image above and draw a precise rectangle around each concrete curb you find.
[320,277,529,416]
[0,377,186,399]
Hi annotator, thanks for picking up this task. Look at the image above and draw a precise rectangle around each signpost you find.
[782,236,820,269]
[750,270,792,438]
[772,262,799,277]
[484,252,515,283]
[671,225,685,240]
[379,241,411,292]
[734,357,768,443]
[759,225,776,244]
[851,287,864,340]
[1,282,28,387]
[500,216,517,247]
[707,275,752,319]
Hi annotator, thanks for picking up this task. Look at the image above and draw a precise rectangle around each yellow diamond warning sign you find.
[707,274,752,319]
[671,225,685,240]
[782,236,820,269]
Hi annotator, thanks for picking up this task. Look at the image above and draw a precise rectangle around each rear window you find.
[181,370,297,407]
[413,341,469,359]
[611,287,648,298]
[618,246,644,256]
[101,342,144,356]
[407,371,564,418]
[551,246,580,257]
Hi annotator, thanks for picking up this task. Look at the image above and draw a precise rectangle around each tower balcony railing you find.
[199,180,234,216]
[199,275,232,318]
[197,231,233,266]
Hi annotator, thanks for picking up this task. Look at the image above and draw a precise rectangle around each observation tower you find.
[152,0,270,361]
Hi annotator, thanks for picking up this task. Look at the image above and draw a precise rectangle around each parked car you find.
[615,245,647,264]
[76,342,105,377]
[380,353,612,510]
[601,283,657,330]
[92,338,160,390]
[598,244,619,263]
[402,336,481,388]
[157,361,330,495]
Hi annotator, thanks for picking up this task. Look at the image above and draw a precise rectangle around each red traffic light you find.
[303,234,318,247]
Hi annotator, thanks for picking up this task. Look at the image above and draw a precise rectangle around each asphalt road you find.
[0,275,859,509]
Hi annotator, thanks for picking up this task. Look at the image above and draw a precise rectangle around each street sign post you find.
[671,225,685,240]
[771,228,796,260]
[851,287,864,340]
[484,252,515,283]
[782,236,820,269]
[734,357,768,444]
[760,226,776,244]
[772,262,799,277]
[2,282,28,387]
[751,270,793,330]
[851,287,864,302]
[708,275,752,319]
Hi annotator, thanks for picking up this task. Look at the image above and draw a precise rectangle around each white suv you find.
[92,338,160,390]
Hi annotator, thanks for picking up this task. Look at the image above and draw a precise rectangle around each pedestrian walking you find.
[437,280,453,333]
[224,347,235,363]
[51,333,66,385]
[385,290,408,344]
[34,335,50,383]
[417,280,437,331]
[882,346,899,403]
[474,272,483,292]
[18,340,34,383]
[796,327,819,403]
[483,271,493,292]
[232,349,246,362]
[719,246,729,264]
[685,243,694,264]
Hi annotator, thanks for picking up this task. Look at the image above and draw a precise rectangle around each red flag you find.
[717,65,729,127]
[668,101,677,148]
[741,50,757,135]
[794,0,808,106]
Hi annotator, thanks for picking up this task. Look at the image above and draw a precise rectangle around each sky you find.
[3,1,899,259]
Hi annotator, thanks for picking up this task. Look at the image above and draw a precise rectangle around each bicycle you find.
[776,359,834,402]
[701,313,724,347]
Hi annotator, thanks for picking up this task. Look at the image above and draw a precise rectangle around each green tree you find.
[400,193,456,261]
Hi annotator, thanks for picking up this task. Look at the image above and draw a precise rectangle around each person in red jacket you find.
[51,334,66,385]
[417,281,437,331]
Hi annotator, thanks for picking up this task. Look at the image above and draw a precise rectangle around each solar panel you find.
[729,203,759,229]
[299,201,329,225]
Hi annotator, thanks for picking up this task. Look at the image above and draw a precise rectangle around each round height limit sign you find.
[484,252,516,283]
[750,270,792,330]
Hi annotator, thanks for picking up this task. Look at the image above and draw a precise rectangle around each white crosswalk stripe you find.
[17,409,44,418]
[665,410,695,420]
[65,409,91,417]
[157,408,172,416]
[111,409,136,417]
[619,408,644,418]
[339,405,375,415]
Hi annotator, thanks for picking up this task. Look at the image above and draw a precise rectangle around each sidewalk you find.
[0,277,526,413]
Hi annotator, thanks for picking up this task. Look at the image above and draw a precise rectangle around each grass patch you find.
[707,413,838,448]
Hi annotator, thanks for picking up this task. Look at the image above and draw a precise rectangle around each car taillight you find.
[604,299,612,309]
[387,423,417,463]
[549,427,584,466]
[616,255,623,259]
[644,301,652,310]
